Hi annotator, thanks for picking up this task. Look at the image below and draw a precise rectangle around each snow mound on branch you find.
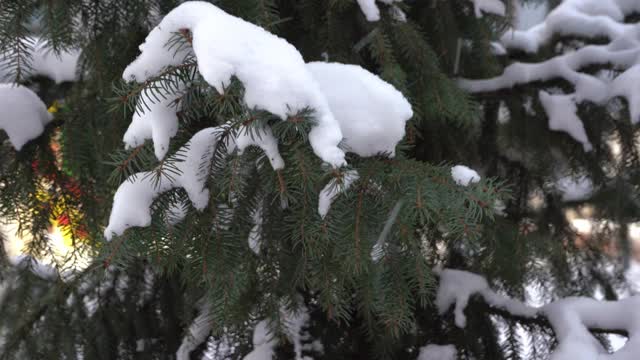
[543,297,640,360]
[539,91,592,151]
[243,320,277,360]
[307,62,413,158]
[469,0,506,18]
[500,0,640,54]
[451,165,480,186]
[0,37,79,84]
[356,0,404,22]
[418,344,457,360]
[176,305,213,360]
[123,1,345,167]
[242,304,318,360]
[555,174,594,202]
[0,84,53,150]
[318,170,359,218]
[434,267,537,328]
[123,82,184,160]
[104,127,221,240]
[228,125,284,170]
[436,268,640,360]
[460,0,640,151]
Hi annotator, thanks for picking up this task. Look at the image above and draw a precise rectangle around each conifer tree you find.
[1,1,639,360]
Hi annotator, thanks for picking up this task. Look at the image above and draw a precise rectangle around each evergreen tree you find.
[0,1,639,359]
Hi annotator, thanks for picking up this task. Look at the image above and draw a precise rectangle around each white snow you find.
[434,267,537,328]
[538,91,592,151]
[9,254,57,280]
[123,82,184,160]
[318,170,359,218]
[104,127,221,240]
[356,0,382,22]
[555,174,594,202]
[0,37,80,84]
[451,165,481,187]
[469,0,506,18]
[306,62,413,158]
[355,0,404,22]
[417,344,457,360]
[436,268,640,360]
[123,1,346,167]
[281,304,313,360]
[460,0,640,151]
[514,0,548,31]
[248,206,263,255]
[543,297,640,360]
[0,84,53,150]
[176,305,213,360]
[229,126,284,170]
[243,321,277,360]
[242,304,316,360]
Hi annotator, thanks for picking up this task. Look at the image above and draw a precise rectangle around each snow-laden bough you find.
[459,0,640,152]
[110,1,414,234]
[307,62,413,158]
[0,37,80,84]
[123,1,346,167]
[435,267,640,360]
[104,127,222,240]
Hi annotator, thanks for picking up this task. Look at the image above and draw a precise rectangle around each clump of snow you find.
[318,170,359,218]
[243,320,277,360]
[434,267,537,328]
[0,84,53,150]
[538,91,592,151]
[543,296,640,360]
[229,126,284,170]
[281,304,314,360]
[123,81,184,160]
[469,0,506,18]
[451,165,480,187]
[176,305,213,360]
[356,0,404,22]
[248,206,263,255]
[306,62,413,158]
[0,37,80,84]
[460,0,640,151]
[555,174,594,202]
[104,127,221,240]
[418,344,457,360]
[123,1,345,167]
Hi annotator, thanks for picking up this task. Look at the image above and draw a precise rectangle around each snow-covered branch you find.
[0,38,79,151]
[106,1,414,236]
[436,267,640,359]
[459,0,640,151]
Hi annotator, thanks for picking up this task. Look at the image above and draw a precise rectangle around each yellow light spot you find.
[49,219,76,249]
[48,101,59,114]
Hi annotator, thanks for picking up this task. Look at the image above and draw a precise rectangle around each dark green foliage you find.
[1,0,637,359]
